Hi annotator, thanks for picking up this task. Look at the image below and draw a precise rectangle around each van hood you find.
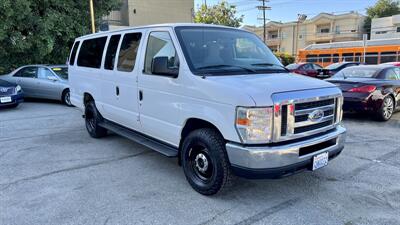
[206,73,337,106]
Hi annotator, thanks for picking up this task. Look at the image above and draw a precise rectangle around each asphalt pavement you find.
[1,102,399,225]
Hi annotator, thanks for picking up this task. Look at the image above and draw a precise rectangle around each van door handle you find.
[116,86,120,96]
[139,90,143,101]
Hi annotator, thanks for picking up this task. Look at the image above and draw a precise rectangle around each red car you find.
[382,62,400,67]
[285,63,323,78]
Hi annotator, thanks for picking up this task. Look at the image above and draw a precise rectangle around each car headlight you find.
[15,85,22,93]
[235,107,273,144]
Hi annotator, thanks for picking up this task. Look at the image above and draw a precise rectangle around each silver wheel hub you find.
[195,153,208,173]
[383,98,393,118]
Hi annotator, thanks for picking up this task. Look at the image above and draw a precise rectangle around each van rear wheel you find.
[85,101,107,138]
[181,128,232,195]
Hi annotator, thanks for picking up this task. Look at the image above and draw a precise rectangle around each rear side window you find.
[104,35,121,70]
[117,33,142,72]
[69,41,80,65]
[14,67,37,78]
[77,37,107,68]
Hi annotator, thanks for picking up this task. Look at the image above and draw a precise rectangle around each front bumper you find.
[0,92,24,107]
[226,125,346,179]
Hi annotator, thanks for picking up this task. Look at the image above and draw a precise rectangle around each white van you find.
[69,24,346,195]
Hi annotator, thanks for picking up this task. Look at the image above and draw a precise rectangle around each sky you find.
[194,0,379,26]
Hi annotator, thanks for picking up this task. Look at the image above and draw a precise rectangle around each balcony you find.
[266,37,281,46]
[307,31,362,42]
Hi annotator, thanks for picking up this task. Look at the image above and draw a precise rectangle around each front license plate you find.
[312,152,329,170]
[0,96,12,103]
[319,72,324,75]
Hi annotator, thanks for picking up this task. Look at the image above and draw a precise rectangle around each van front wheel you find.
[85,101,107,138]
[181,128,232,195]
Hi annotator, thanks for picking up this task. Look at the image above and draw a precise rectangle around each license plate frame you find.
[0,96,12,103]
[312,152,329,170]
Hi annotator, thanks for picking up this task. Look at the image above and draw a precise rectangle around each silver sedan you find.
[0,65,72,106]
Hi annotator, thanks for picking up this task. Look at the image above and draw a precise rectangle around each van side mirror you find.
[151,57,178,78]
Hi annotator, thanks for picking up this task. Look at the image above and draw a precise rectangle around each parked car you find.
[286,63,323,78]
[382,62,400,67]
[0,65,72,106]
[69,24,346,195]
[327,65,400,121]
[317,62,362,79]
[0,79,24,108]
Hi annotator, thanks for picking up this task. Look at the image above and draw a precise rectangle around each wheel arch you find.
[83,92,94,106]
[178,118,225,165]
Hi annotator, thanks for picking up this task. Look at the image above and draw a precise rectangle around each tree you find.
[363,0,400,38]
[194,1,244,27]
[0,0,121,74]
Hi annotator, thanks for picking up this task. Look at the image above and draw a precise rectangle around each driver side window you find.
[38,68,57,80]
[144,31,179,75]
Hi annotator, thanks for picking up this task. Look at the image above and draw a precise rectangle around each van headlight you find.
[15,85,22,93]
[235,107,273,144]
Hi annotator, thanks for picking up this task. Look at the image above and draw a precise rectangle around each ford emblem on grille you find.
[308,109,324,122]
[0,87,8,93]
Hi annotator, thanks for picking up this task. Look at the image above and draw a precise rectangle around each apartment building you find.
[103,0,194,30]
[371,14,400,39]
[243,12,365,56]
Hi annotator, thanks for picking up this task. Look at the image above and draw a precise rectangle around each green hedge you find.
[274,52,295,66]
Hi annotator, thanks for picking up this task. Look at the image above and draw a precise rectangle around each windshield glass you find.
[335,67,379,78]
[286,64,300,70]
[175,26,284,75]
[51,67,68,79]
[325,63,342,70]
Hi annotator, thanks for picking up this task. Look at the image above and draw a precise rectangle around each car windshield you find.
[174,26,285,75]
[325,63,342,70]
[286,64,300,69]
[335,67,379,78]
[51,67,68,79]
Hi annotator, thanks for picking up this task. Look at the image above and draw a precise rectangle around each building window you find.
[397,27,400,32]
[335,26,340,34]
[299,34,303,39]
[320,28,330,33]
[375,31,388,34]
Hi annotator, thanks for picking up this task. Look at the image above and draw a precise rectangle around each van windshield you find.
[174,26,285,76]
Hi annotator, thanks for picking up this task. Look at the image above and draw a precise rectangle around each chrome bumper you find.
[226,125,346,170]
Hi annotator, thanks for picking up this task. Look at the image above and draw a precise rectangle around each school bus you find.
[298,38,400,67]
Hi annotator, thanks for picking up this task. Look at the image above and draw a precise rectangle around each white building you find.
[371,14,400,39]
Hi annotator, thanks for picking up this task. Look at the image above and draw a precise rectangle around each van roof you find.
[75,23,244,40]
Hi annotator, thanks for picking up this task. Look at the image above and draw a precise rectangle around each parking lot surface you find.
[1,102,400,225]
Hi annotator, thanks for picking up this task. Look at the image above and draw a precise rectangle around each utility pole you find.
[257,0,271,43]
[89,0,96,33]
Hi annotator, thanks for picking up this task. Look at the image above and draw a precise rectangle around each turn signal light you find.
[348,85,376,93]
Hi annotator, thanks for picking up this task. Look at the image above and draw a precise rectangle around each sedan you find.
[327,65,400,121]
[0,65,72,106]
[318,62,362,79]
[286,63,323,78]
[0,79,24,108]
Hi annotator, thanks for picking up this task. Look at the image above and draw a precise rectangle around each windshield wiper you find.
[251,63,289,72]
[196,64,257,73]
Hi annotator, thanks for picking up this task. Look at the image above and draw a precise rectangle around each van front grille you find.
[276,94,341,142]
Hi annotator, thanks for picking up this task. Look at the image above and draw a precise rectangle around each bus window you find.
[332,54,339,63]
[380,52,397,63]
[342,53,354,62]
[354,53,362,62]
[365,52,378,65]
[319,54,331,63]
[306,54,318,63]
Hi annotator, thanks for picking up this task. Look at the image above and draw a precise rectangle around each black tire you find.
[85,101,107,138]
[376,95,394,121]
[62,89,73,107]
[181,128,232,195]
